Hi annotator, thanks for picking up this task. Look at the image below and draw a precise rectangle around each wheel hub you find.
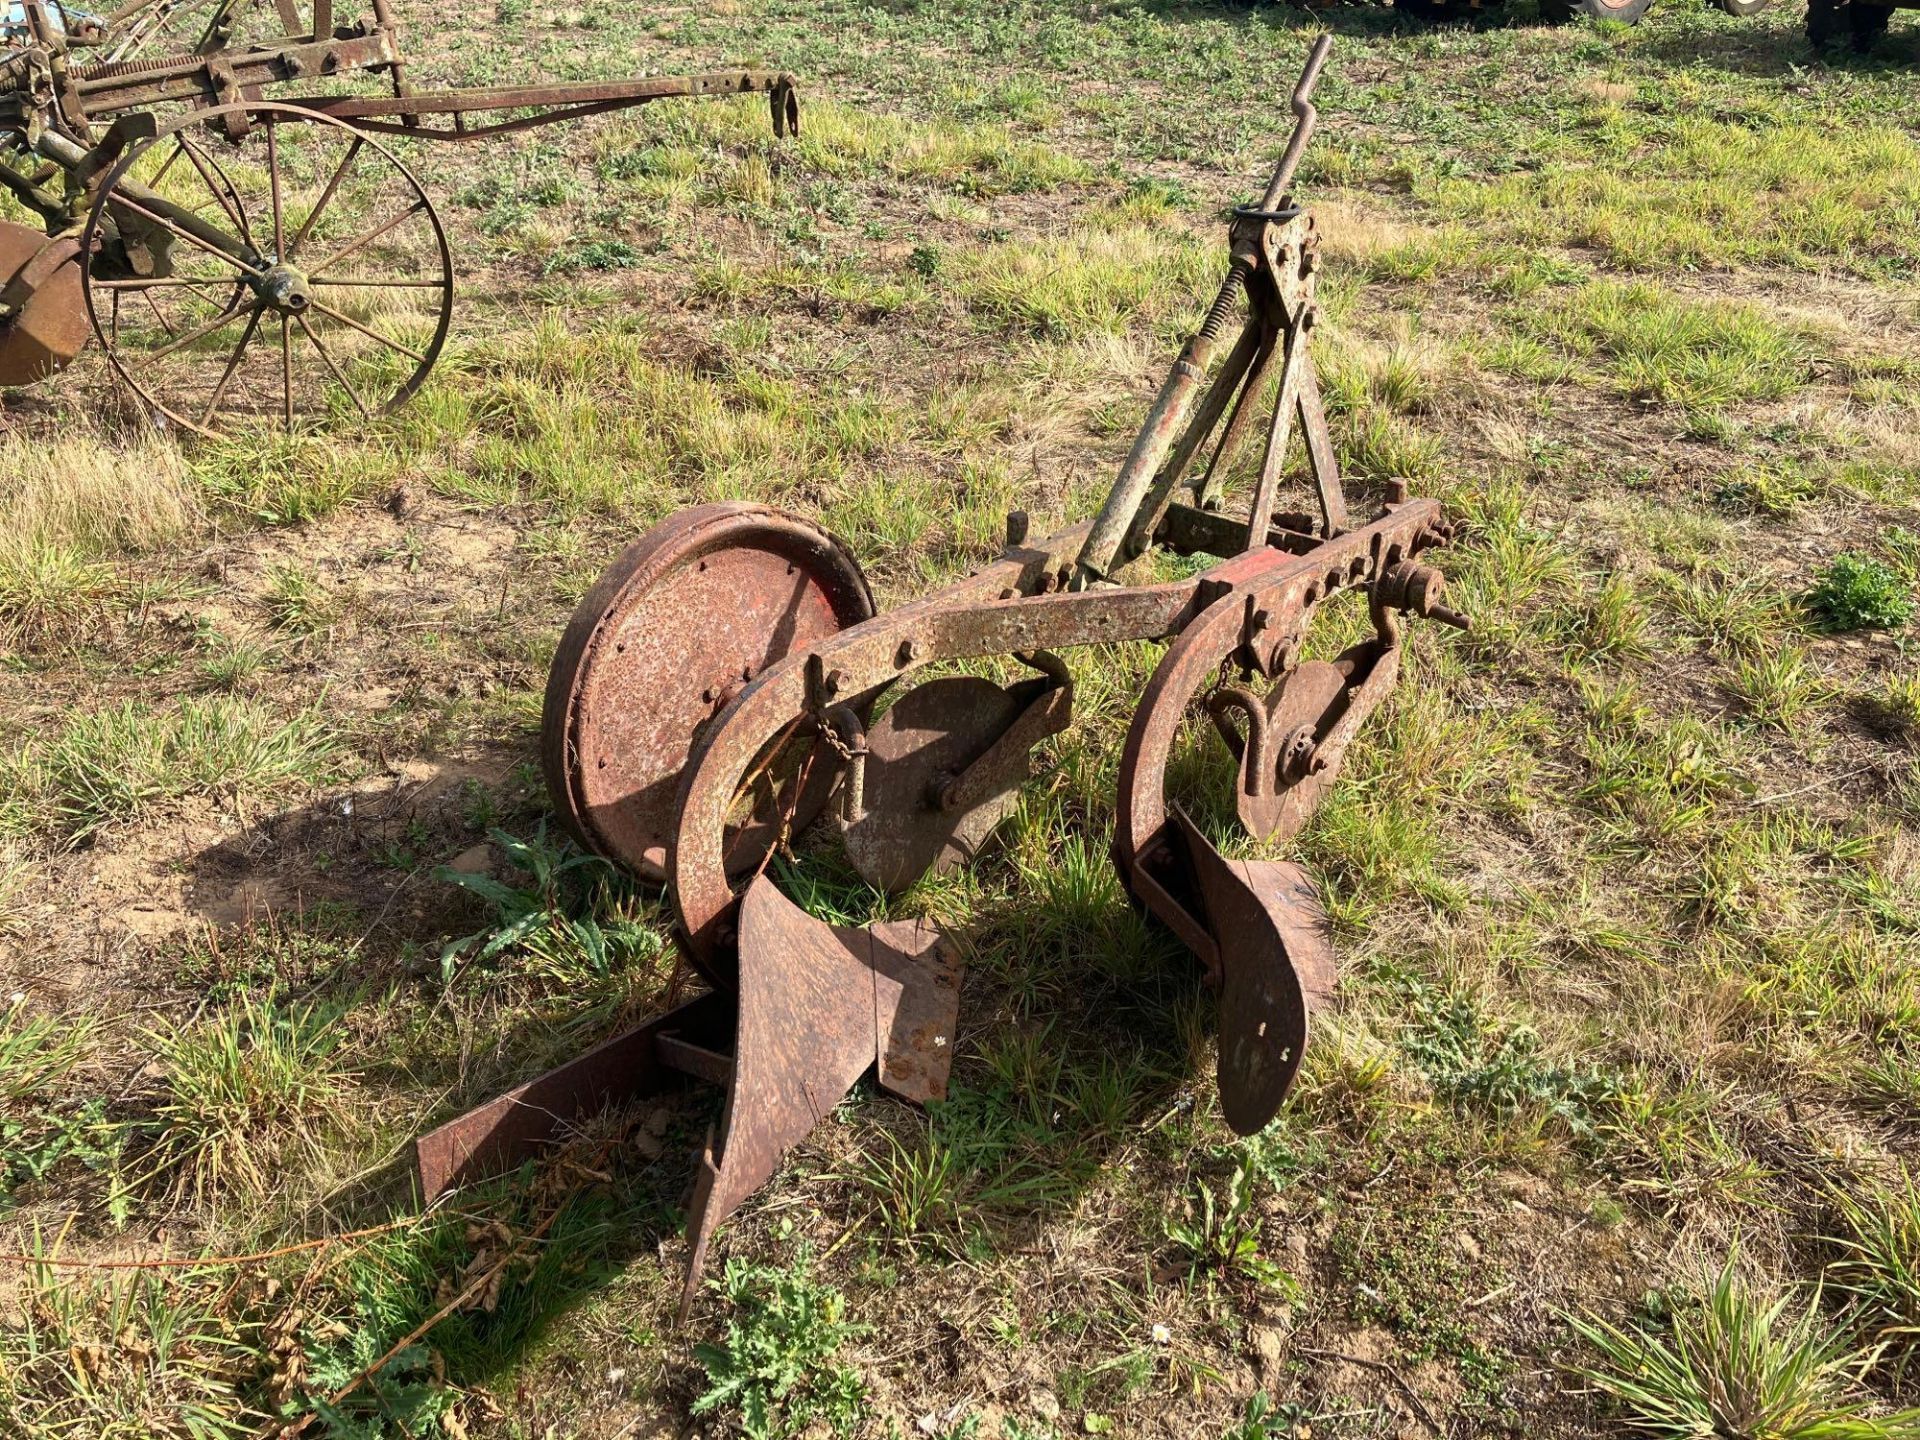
[253,262,311,313]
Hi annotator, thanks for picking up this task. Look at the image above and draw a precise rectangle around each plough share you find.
[418,36,1467,1318]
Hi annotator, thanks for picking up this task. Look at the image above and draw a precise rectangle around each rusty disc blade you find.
[842,675,1029,895]
[1172,807,1332,1135]
[0,223,87,386]
[543,504,874,885]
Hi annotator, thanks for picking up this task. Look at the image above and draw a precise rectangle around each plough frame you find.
[417,35,1468,1319]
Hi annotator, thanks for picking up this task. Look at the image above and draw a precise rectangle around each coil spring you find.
[1196,263,1247,343]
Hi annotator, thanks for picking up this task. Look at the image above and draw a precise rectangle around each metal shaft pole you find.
[1071,33,1333,587]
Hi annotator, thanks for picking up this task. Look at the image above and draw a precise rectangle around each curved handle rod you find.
[1263,32,1334,210]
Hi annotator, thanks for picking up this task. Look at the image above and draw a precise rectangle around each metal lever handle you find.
[1261,33,1334,211]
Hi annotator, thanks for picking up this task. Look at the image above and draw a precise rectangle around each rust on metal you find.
[541,503,874,908]
[0,221,85,383]
[679,875,961,1320]
[425,34,1469,1318]
[1170,807,1332,1134]
[297,70,802,141]
[841,661,1072,894]
[415,991,732,1198]
[0,0,800,430]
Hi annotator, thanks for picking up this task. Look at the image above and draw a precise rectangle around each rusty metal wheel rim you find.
[542,503,875,895]
[80,100,454,439]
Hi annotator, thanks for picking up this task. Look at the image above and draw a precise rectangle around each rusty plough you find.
[418,36,1466,1317]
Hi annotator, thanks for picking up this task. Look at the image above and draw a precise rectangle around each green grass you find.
[1431,116,1920,277]
[0,1258,267,1438]
[852,1127,961,1252]
[191,432,387,525]
[1729,644,1830,733]
[1520,280,1810,412]
[138,992,355,1202]
[0,539,122,646]
[1571,1256,1920,1440]
[1827,1173,1920,1379]
[15,697,336,837]
[263,561,342,635]
[946,221,1216,340]
[0,435,198,645]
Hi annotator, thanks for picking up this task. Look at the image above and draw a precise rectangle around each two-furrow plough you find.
[418,37,1468,1317]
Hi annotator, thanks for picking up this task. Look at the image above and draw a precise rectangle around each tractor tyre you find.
[1806,0,1848,39]
[1539,0,1656,23]
[1849,0,1894,41]
[1394,0,1462,23]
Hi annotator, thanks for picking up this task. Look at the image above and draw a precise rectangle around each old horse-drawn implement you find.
[0,0,795,432]
[419,37,1466,1315]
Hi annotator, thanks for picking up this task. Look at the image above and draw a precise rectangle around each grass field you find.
[3,1,1919,1436]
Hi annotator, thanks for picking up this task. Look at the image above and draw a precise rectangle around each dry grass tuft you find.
[0,433,198,554]
[1312,201,1427,267]
[0,434,198,643]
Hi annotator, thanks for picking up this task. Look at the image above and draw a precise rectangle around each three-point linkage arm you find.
[1072,32,1340,589]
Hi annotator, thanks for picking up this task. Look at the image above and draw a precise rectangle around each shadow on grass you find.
[863,0,1550,39]
[207,796,1220,1429]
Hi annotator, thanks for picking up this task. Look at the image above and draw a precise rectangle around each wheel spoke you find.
[280,312,293,430]
[297,312,373,420]
[305,296,426,364]
[309,275,449,288]
[94,276,247,290]
[179,140,253,247]
[198,306,265,430]
[142,287,178,339]
[286,136,363,261]
[110,290,121,347]
[307,198,427,278]
[150,138,188,189]
[266,120,285,259]
[143,300,250,360]
[101,275,247,324]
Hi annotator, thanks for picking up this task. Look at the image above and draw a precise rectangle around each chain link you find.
[815,711,859,762]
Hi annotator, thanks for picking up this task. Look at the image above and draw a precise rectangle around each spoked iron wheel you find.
[81,100,453,438]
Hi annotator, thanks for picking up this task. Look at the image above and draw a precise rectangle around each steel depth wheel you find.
[543,504,877,890]
[1848,1,1895,41]
[81,101,453,438]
